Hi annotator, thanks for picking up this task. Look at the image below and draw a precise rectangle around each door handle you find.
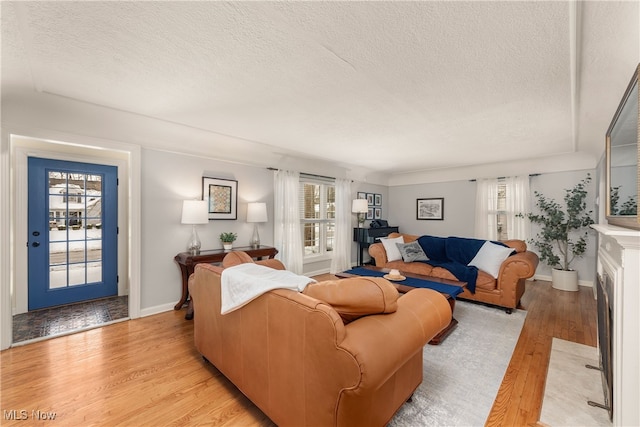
[31,242,40,247]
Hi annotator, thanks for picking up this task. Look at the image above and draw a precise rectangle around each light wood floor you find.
[1,279,596,426]
[486,279,597,427]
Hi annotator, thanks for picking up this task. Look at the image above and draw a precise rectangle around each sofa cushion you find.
[468,241,515,278]
[379,236,404,262]
[303,277,398,323]
[396,241,429,262]
[475,271,498,291]
[385,260,434,276]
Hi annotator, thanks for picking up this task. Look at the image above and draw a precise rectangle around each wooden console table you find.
[174,245,278,319]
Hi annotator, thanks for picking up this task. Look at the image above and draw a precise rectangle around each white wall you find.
[388,180,476,238]
[140,148,276,310]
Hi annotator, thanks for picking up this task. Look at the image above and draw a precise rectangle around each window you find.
[495,183,508,240]
[475,176,530,241]
[300,179,335,258]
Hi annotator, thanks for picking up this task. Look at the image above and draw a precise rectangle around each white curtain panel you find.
[505,175,531,241]
[273,170,303,274]
[474,178,500,240]
[330,178,352,274]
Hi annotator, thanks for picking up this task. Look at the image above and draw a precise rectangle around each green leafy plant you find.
[610,186,638,215]
[219,232,237,243]
[518,174,594,271]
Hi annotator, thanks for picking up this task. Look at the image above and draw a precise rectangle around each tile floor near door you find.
[12,296,128,344]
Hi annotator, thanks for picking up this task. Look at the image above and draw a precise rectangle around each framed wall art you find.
[374,194,382,206]
[366,193,374,206]
[357,191,367,200]
[417,198,444,220]
[374,207,382,219]
[202,177,238,220]
[366,207,374,220]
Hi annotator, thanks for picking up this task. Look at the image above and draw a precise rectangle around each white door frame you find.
[1,129,141,349]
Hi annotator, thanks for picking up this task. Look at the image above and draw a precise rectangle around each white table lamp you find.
[247,202,268,248]
[181,200,209,254]
[352,199,368,226]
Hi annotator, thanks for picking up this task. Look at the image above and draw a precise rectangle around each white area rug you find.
[540,338,612,427]
[389,301,526,427]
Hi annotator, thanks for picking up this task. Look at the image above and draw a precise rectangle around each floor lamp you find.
[352,199,368,266]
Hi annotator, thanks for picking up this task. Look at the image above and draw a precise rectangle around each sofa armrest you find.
[368,242,388,266]
[497,250,539,288]
[502,239,527,253]
[337,289,451,389]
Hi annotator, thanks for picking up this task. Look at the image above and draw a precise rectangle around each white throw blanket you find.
[220,263,316,314]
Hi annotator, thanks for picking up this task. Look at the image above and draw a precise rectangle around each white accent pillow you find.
[379,236,404,262]
[468,241,514,278]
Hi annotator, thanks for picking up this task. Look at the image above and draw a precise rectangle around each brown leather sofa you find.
[189,251,452,427]
[369,233,539,312]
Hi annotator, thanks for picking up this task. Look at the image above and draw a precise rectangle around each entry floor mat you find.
[12,295,128,344]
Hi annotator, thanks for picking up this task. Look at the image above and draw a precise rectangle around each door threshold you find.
[11,317,130,347]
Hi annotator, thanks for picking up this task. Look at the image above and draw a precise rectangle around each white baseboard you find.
[304,268,330,277]
[533,274,594,288]
[140,302,176,317]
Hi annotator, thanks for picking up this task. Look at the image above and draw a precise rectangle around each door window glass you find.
[48,171,103,288]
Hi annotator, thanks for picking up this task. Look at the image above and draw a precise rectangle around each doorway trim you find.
[1,129,141,349]
[27,157,119,310]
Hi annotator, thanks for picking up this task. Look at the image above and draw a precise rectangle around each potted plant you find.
[219,232,237,250]
[518,174,594,291]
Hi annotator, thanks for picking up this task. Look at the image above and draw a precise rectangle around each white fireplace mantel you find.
[592,224,640,427]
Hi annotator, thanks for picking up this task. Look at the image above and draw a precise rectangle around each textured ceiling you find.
[1,1,638,177]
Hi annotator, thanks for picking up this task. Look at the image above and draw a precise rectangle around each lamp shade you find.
[181,200,209,224]
[247,202,268,223]
[352,199,369,213]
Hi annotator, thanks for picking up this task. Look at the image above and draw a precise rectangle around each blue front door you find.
[28,157,118,310]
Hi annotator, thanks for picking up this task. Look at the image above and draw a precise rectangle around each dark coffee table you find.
[336,266,466,345]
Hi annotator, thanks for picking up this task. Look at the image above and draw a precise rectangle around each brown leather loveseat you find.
[189,251,452,426]
[369,233,539,312]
